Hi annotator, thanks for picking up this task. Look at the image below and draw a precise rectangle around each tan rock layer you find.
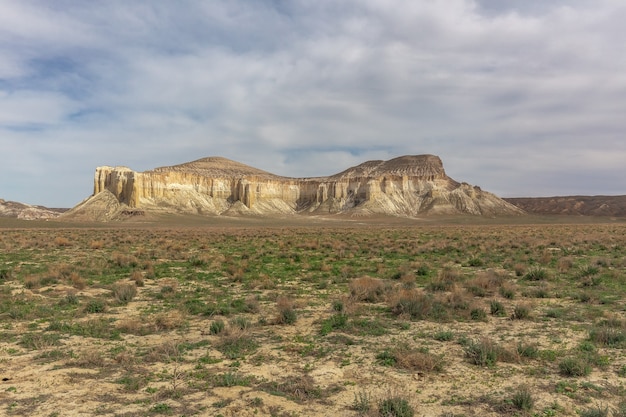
[87,155,524,218]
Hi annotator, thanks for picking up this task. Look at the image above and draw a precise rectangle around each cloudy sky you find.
[1,0,625,207]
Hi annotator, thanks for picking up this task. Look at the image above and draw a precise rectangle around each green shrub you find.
[212,371,252,387]
[523,267,548,281]
[320,313,348,336]
[517,342,539,359]
[589,325,626,347]
[500,286,515,299]
[84,299,106,314]
[470,308,487,321]
[230,316,251,330]
[464,338,500,367]
[209,320,225,335]
[490,300,506,316]
[512,304,531,320]
[217,334,258,359]
[558,357,591,377]
[376,349,397,367]
[351,390,371,413]
[433,330,454,342]
[511,385,534,411]
[378,396,414,417]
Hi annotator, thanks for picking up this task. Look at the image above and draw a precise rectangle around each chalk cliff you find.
[66,155,524,220]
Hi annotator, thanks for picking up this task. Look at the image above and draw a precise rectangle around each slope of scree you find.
[64,155,525,220]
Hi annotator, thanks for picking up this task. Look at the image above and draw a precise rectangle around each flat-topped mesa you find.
[79,154,524,219]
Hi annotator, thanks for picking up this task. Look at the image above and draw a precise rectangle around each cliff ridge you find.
[65,154,524,220]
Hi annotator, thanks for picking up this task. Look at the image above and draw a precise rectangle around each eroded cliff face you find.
[73,155,524,219]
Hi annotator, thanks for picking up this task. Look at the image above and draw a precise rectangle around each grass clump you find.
[389,289,448,321]
[378,396,414,417]
[464,338,501,367]
[588,322,626,348]
[275,297,297,325]
[523,266,548,281]
[511,304,532,320]
[112,282,137,304]
[217,332,258,359]
[84,299,106,314]
[349,276,387,302]
[376,345,444,372]
[558,357,591,377]
[351,390,372,413]
[320,313,348,336]
[209,320,226,334]
[489,300,506,316]
[510,385,534,411]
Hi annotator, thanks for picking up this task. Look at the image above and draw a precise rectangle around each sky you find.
[1,0,625,208]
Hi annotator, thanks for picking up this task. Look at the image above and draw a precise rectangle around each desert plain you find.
[0,215,625,417]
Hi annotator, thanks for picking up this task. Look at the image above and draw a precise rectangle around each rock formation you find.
[66,155,525,220]
[0,199,64,220]
[505,195,626,217]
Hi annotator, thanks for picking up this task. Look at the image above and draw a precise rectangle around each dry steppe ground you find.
[0,215,625,417]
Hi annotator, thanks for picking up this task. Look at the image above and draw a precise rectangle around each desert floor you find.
[1,215,625,416]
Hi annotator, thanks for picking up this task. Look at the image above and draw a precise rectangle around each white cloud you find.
[0,0,625,206]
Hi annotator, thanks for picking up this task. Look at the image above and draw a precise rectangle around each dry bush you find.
[428,268,462,292]
[111,252,139,268]
[513,263,527,277]
[393,345,444,372]
[444,288,471,312]
[50,263,75,280]
[275,296,297,324]
[23,275,41,289]
[69,272,87,290]
[114,351,138,369]
[116,317,144,335]
[557,256,573,273]
[75,349,106,368]
[54,236,72,247]
[157,278,178,297]
[145,341,182,363]
[262,374,323,402]
[539,250,553,265]
[152,310,185,331]
[389,288,436,320]
[130,270,144,287]
[89,240,104,250]
[465,270,504,296]
[112,282,137,304]
[349,276,388,302]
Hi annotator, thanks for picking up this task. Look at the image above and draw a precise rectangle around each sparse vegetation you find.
[1,221,625,416]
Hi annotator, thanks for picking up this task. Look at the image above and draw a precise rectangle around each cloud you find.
[0,0,625,207]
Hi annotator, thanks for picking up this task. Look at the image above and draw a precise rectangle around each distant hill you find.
[505,195,626,217]
[65,155,524,221]
[0,199,65,220]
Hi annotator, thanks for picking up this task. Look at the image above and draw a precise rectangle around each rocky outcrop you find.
[69,155,524,219]
[0,199,64,220]
[505,196,626,217]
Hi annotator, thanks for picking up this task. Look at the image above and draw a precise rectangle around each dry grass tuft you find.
[349,276,388,302]
[152,310,185,331]
[393,345,445,372]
